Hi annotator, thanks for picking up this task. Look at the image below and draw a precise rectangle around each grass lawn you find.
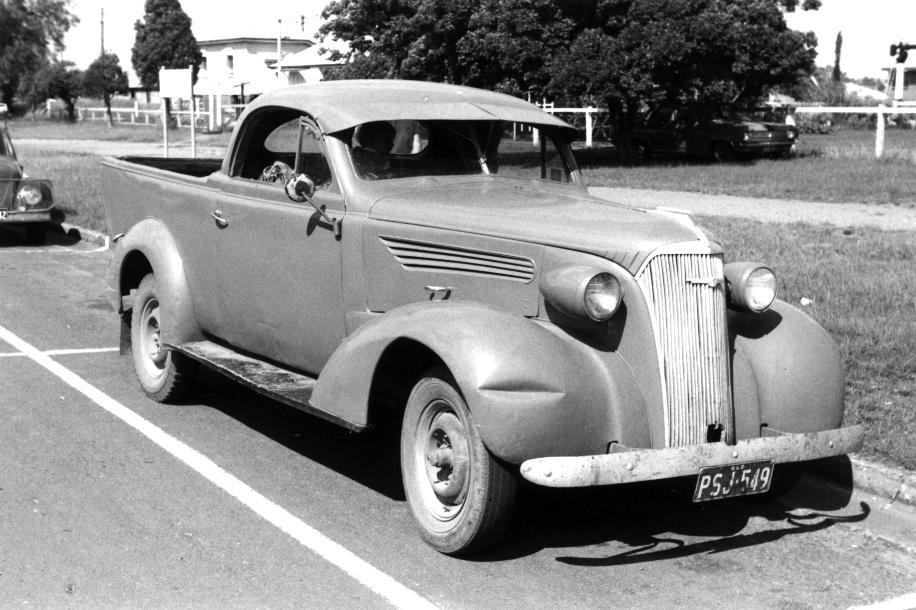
[6,119,915,469]
[580,129,916,206]
[698,216,916,470]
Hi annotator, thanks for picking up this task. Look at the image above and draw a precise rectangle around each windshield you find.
[338,119,576,184]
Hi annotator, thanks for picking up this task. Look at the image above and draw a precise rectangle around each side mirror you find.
[284,172,341,239]
[285,172,316,202]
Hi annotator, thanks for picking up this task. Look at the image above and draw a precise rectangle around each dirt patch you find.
[590,186,916,232]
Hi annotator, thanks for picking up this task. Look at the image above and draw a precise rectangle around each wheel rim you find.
[413,398,471,524]
[138,297,167,380]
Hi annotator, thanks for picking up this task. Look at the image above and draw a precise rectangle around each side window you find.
[235,113,333,190]
[494,124,571,183]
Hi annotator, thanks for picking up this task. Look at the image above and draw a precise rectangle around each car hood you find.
[366,178,709,274]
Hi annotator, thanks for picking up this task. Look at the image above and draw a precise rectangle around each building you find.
[193,36,344,129]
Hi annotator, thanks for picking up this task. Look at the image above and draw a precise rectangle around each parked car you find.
[0,102,9,117]
[101,80,862,555]
[0,127,55,243]
[629,106,798,162]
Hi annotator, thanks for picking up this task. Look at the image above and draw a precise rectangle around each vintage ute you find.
[102,80,863,555]
[0,126,55,243]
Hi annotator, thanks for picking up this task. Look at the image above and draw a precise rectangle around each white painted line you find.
[0,347,119,358]
[0,323,438,610]
[848,592,916,610]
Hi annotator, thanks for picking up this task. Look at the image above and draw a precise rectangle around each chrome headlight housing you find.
[725,262,777,313]
[541,266,623,322]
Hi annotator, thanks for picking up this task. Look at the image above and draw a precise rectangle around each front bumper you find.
[0,209,55,224]
[520,425,864,487]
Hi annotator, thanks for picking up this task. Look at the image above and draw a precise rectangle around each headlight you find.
[583,273,622,321]
[725,263,777,313]
[541,266,623,322]
[16,184,43,208]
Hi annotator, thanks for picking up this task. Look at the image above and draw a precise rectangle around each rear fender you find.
[311,301,631,463]
[108,218,203,346]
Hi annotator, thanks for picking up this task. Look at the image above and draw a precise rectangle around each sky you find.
[61,0,916,81]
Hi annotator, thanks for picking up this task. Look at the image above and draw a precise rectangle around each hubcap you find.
[416,401,470,521]
[139,298,166,377]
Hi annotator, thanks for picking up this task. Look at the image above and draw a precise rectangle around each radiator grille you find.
[380,236,536,282]
[636,253,733,447]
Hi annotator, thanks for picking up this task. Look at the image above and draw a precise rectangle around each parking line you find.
[0,323,439,610]
[0,347,119,358]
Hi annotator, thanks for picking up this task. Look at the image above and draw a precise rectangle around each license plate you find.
[693,460,774,502]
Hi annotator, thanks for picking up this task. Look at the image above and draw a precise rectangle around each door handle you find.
[211,209,229,228]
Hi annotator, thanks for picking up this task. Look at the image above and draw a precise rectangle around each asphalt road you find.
[2,224,916,609]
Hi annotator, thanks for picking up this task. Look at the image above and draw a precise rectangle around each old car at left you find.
[0,126,55,243]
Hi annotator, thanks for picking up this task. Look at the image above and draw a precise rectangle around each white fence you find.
[537,102,607,148]
[795,104,916,158]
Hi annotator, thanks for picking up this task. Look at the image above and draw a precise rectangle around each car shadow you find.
[190,372,867,561]
[480,457,866,562]
[0,222,82,248]
[195,370,406,501]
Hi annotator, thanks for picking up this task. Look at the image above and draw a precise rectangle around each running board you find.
[170,340,367,432]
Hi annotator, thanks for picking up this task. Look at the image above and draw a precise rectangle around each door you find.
[207,113,347,375]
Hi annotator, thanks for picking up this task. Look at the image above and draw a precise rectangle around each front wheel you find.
[130,273,198,402]
[400,370,517,555]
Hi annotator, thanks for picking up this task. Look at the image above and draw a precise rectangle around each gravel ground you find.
[589,186,916,232]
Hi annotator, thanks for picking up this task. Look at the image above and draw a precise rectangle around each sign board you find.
[159,68,192,99]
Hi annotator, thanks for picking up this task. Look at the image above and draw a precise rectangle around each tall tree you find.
[132,0,202,120]
[83,53,130,127]
[0,0,78,109]
[832,30,843,82]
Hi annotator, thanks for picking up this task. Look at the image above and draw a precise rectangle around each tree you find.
[547,0,820,161]
[319,0,572,97]
[132,0,202,120]
[32,59,82,121]
[83,53,130,127]
[0,0,78,109]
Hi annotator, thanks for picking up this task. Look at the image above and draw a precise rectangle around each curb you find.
[60,223,109,248]
[65,224,915,509]
[849,455,916,507]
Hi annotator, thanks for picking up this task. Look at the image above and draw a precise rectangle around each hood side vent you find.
[380,236,536,282]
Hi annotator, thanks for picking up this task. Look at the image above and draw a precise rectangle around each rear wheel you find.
[130,273,198,402]
[400,369,517,555]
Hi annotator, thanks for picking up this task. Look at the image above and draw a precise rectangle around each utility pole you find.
[100,8,105,56]
[276,19,282,81]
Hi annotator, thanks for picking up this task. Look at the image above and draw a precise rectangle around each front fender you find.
[107,217,203,346]
[731,299,845,436]
[312,301,641,463]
